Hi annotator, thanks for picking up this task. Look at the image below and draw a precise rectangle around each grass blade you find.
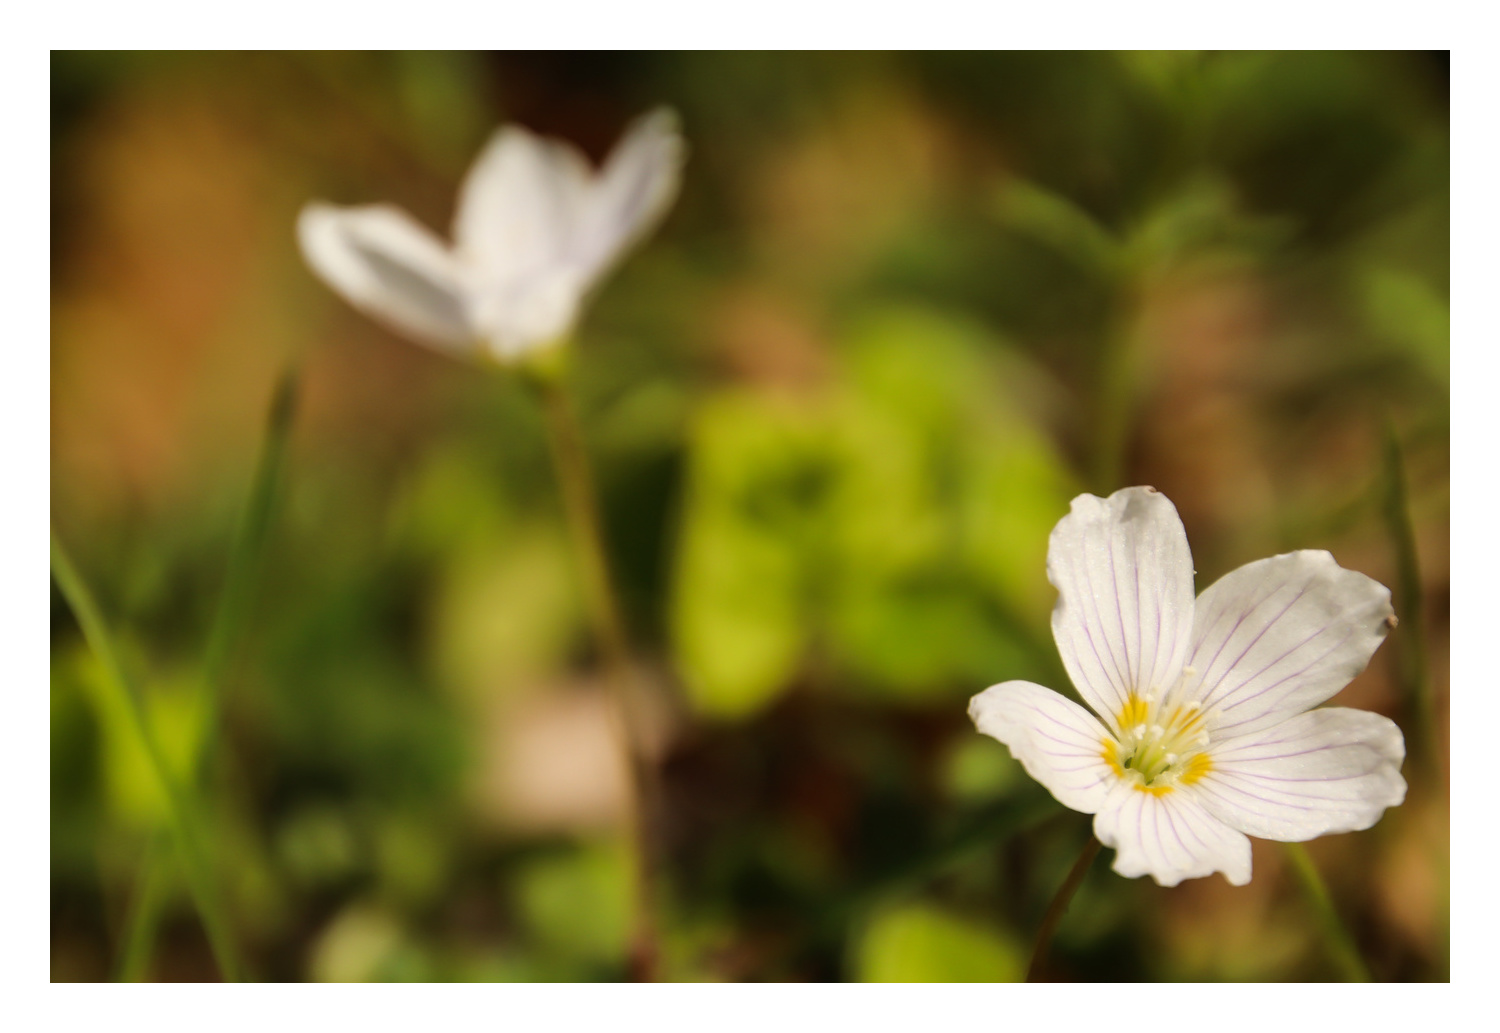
[51,530,246,982]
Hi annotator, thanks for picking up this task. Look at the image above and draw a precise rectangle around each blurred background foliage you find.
[51,51,1448,981]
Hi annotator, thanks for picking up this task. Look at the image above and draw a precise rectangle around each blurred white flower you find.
[970,486,1406,887]
[298,109,684,362]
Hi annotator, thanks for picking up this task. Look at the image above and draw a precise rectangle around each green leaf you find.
[961,428,1078,625]
[429,524,581,705]
[854,901,1023,982]
[829,578,1031,701]
[308,903,405,982]
[1359,266,1450,384]
[670,394,826,720]
[674,515,807,719]
[514,840,631,964]
[941,736,1023,803]
[63,645,202,828]
[992,178,1121,277]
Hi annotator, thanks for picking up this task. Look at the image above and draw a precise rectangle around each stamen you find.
[1111,694,1215,794]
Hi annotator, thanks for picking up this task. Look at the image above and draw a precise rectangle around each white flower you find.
[297,108,684,363]
[970,486,1406,887]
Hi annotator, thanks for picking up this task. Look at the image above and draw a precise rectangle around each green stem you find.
[51,530,246,982]
[1026,834,1101,982]
[1285,841,1372,981]
[1378,423,1439,784]
[531,371,662,981]
[1377,427,1447,978]
[195,368,299,769]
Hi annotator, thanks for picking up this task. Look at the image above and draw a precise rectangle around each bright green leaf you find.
[855,901,1024,982]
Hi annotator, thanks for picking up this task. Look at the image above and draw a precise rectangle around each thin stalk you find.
[113,369,299,981]
[195,368,299,768]
[51,531,245,981]
[1377,427,1447,978]
[1285,841,1372,982]
[1026,834,1101,982]
[1378,423,1439,783]
[115,834,173,982]
[532,372,662,981]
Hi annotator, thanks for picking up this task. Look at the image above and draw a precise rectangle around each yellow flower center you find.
[1101,691,1213,796]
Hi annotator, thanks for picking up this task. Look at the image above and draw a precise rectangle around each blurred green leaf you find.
[854,901,1023,982]
[1359,266,1450,383]
[61,645,202,828]
[830,578,1030,702]
[374,814,449,910]
[941,735,1022,804]
[309,903,405,982]
[674,515,807,719]
[514,839,632,965]
[391,51,490,168]
[1123,176,1294,274]
[674,306,1075,712]
[671,393,825,719]
[430,525,580,705]
[992,178,1121,277]
[960,426,1077,627]
[1117,50,1203,103]
[387,444,514,561]
[825,394,943,579]
[275,805,360,890]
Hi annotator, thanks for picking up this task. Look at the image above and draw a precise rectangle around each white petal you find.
[969,681,1116,814]
[575,107,685,288]
[452,124,592,291]
[476,265,588,361]
[1185,551,1394,738]
[297,202,474,352]
[1093,780,1252,887]
[1046,487,1196,728]
[1195,707,1406,842]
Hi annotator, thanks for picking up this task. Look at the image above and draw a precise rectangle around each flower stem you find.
[112,369,299,981]
[1284,841,1373,981]
[1026,834,1101,982]
[532,371,662,981]
[51,530,246,982]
